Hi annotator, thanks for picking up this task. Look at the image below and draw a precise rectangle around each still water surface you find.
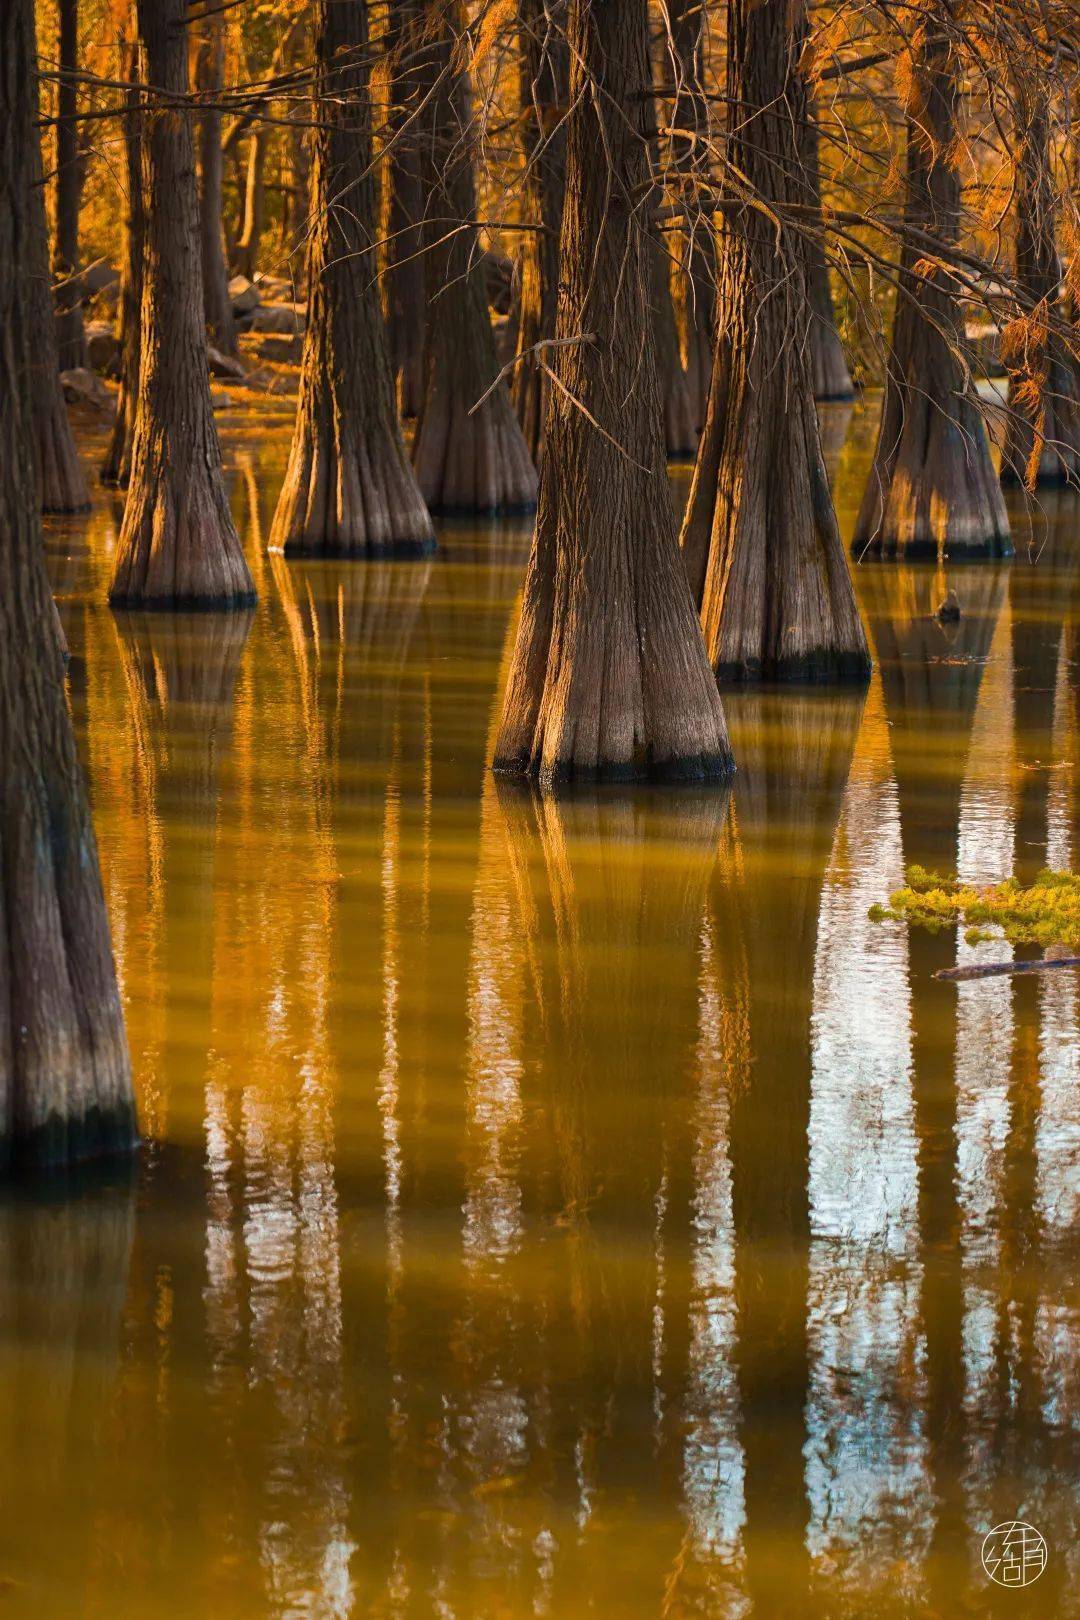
[5,404,1080,1617]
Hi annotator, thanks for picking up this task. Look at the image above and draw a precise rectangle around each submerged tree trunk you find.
[493,0,732,786]
[801,97,854,402]
[852,15,1011,559]
[665,0,715,431]
[382,0,427,420]
[232,127,267,282]
[510,0,569,465]
[110,0,255,609]
[0,0,137,1167]
[269,0,434,558]
[412,1,538,514]
[101,23,143,489]
[27,49,89,512]
[679,0,868,682]
[197,9,238,357]
[1000,80,1080,487]
[53,0,88,371]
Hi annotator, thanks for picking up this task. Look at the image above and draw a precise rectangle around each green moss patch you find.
[870,866,1080,951]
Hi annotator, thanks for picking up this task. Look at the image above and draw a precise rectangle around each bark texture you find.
[197,10,238,357]
[412,1,538,514]
[801,97,854,401]
[1000,82,1080,487]
[665,0,715,430]
[269,0,434,558]
[27,54,89,513]
[53,0,88,371]
[110,0,254,609]
[382,0,427,419]
[510,0,569,465]
[852,15,1011,559]
[493,0,732,786]
[101,24,143,489]
[679,0,869,682]
[0,0,137,1167]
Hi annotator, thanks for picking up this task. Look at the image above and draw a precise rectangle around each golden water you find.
[5,403,1080,1617]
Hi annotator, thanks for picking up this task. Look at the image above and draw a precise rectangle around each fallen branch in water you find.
[935,956,1080,983]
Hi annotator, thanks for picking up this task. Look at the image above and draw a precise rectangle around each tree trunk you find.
[679,0,869,683]
[493,0,732,786]
[232,126,266,281]
[510,0,569,466]
[197,9,238,357]
[110,0,255,610]
[381,0,427,419]
[101,22,143,489]
[412,1,538,515]
[0,0,137,1167]
[269,0,434,558]
[1000,80,1080,487]
[801,97,854,401]
[27,46,89,512]
[852,14,1011,559]
[53,0,88,371]
[665,0,715,430]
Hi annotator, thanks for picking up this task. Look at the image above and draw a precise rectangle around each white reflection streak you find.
[681,914,747,1603]
[379,777,404,1276]
[954,613,1014,1524]
[1035,642,1080,1436]
[807,748,929,1607]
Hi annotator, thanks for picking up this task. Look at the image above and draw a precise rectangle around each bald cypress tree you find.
[0,0,137,1167]
[27,33,88,512]
[412,0,537,515]
[494,0,731,785]
[679,0,868,681]
[269,0,434,557]
[852,12,1011,559]
[109,0,254,608]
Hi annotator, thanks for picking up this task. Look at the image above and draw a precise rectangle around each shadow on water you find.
[16,412,1080,1617]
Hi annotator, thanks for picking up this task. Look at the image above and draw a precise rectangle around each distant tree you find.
[53,0,88,370]
[110,0,255,608]
[1000,71,1080,486]
[680,0,869,681]
[27,35,89,512]
[0,0,137,1167]
[269,0,434,557]
[412,0,537,515]
[101,15,142,489]
[853,9,1011,558]
[511,0,569,464]
[196,6,238,357]
[382,0,428,419]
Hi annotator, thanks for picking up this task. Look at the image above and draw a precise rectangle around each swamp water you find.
[3,402,1079,1617]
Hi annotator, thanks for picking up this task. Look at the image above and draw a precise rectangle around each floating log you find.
[935,955,1080,982]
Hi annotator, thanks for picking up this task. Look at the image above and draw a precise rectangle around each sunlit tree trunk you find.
[27,41,89,512]
[232,126,266,281]
[412,0,538,514]
[852,14,1011,559]
[494,0,732,785]
[197,8,238,356]
[679,0,868,682]
[53,0,88,370]
[1000,79,1080,487]
[510,0,569,465]
[269,0,434,557]
[801,96,854,401]
[101,21,142,489]
[0,0,137,1167]
[110,0,255,609]
[382,0,427,419]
